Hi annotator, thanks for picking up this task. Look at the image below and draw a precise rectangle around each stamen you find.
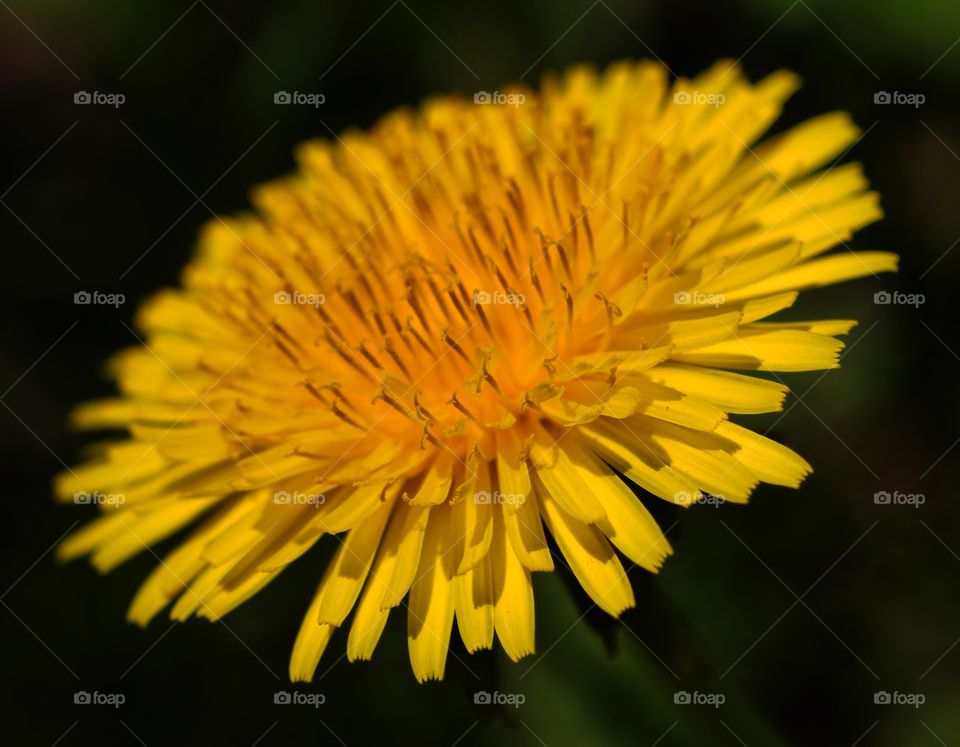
[440,328,472,365]
[528,256,545,302]
[448,392,481,424]
[331,400,364,429]
[413,391,437,422]
[383,336,412,379]
[356,340,383,370]
[470,294,494,337]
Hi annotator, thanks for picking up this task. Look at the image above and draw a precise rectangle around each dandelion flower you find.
[56,60,897,682]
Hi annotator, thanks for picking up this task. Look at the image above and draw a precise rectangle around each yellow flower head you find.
[56,60,896,682]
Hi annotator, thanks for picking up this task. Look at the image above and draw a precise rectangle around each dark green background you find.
[1,0,958,744]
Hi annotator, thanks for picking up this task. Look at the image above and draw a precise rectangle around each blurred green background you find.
[1,0,958,744]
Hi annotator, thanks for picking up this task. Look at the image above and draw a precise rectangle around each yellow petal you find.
[567,437,672,572]
[127,498,257,625]
[379,503,431,610]
[528,427,607,523]
[198,568,281,620]
[495,429,532,515]
[315,501,392,626]
[69,399,158,430]
[747,319,858,336]
[92,499,214,572]
[454,553,495,653]
[757,111,861,181]
[57,511,128,562]
[700,243,801,294]
[725,252,898,300]
[579,420,702,506]
[455,499,494,576]
[739,292,798,323]
[598,379,728,431]
[289,614,335,682]
[502,492,554,572]
[128,540,207,626]
[672,328,845,372]
[129,423,231,462]
[628,311,743,351]
[492,510,536,661]
[317,481,391,533]
[715,421,812,487]
[346,505,427,660]
[538,487,635,617]
[643,363,788,414]
[407,508,456,682]
[616,418,759,503]
[346,562,391,662]
[406,457,454,506]
[557,347,671,380]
